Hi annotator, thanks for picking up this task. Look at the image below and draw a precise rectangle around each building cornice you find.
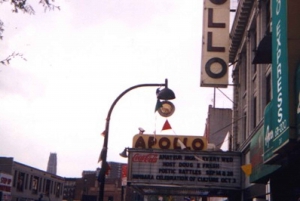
[229,0,254,63]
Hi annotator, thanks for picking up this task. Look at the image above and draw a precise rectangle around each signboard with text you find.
[263,0,290,163]
[0,173,12,201]
[127,149,241,192]
[250,126,280,183]
[201,0,229,87]
[132,134,207,151]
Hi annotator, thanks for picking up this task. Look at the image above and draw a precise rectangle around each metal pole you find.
[121,186,124,201]
[213,87,216,108]
[98,79,168,201]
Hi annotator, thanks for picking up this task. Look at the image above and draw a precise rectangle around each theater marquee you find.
[201,0,230,87]
[127,149,241,195]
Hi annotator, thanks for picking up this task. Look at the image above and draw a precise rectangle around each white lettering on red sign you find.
[0,177,12,185]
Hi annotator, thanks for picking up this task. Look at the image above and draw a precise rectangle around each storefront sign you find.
[263,0,290,163]
[0,173,12,193]
[250,126,280,183]
[201,0,229,87]
[127,149,241,190]
[132,134,207,151]
[0,173,12,201]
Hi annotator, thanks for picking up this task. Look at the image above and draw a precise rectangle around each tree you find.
[0,0,60,65]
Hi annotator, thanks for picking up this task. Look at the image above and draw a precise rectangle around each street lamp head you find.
[119,148,129,158]
[157,78,176,100]
[157,87,176,100]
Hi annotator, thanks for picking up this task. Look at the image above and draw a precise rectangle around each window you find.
[243,111,247,140]
[39,178,42,192]
[50,180,53,194]
[244,56,247,91]
[25,174,28,190]
[266,0,271,34]
[55,183,61,197]
[45,180,51,196]
[16,172,25,192]
[252,31,257,73]
[43,178,46,192]
[13,170,17,187]
[32,176,39,194]
[253,96,257,127]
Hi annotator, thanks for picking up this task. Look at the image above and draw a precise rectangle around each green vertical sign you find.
[264,103,274,161]
[264,0,289,162]
[250,126,280,183]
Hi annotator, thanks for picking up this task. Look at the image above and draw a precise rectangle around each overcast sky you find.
[0,0,235,177]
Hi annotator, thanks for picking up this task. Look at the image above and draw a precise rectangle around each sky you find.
[0,0,235,177]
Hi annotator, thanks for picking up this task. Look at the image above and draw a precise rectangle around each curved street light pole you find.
[98,79,172,201]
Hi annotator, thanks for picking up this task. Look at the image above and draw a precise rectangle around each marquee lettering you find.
[129,152,240,188]
[134,136,146,148]
[159,137,171,149]
[134,136,206,150]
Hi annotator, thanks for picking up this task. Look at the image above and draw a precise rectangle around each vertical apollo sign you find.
[201,0,229,87]
[263,0,289,162]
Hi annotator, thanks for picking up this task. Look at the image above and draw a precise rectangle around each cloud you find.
[0,0,234,178]
[69,0,176,28]
[0,65,45,100]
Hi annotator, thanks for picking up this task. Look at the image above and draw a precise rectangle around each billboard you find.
[201,0,229,87]
[127,149,241,192]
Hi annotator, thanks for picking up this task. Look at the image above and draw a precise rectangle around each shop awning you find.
[252,34,272,64]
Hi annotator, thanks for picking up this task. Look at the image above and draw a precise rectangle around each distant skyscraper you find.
[47,153,57,174]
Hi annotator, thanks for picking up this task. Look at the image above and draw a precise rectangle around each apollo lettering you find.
[134,136,205,150]
[204,0,228,79]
